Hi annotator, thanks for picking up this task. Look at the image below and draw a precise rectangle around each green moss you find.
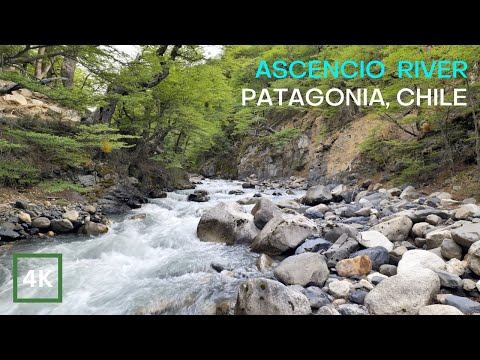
[38,180,90,194]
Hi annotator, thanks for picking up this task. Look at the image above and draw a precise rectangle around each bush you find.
[38,180,89,193]
[261,128,301,148]
[0,161,40,187]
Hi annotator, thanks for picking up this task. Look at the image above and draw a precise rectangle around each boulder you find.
[364,268,440,315]
[331,184,347,202]
[274,252,329,287]
[250,212,317,256]
[242,182,255,189]
[50,219,74,233]
[426,229,452,249]
[451,223,480,248]
[237,197,260,205]
[251,198,280,229]
[295,238,331,255]
[441,239,463,260]
[350,246,390,270]
[197,202,259,245]
[234,278,311,315]
[358,231,394,251]
[228,190,244,195]
[463,279,477,291]
[325,224,359,243]
[328,280,353,299]
[418,304,464,315]
[18,212,31,223]
[303,286,331,308]
[338,303,369,315]
[303,185,332,206]
[409,209,450,223]
[397,250,446,274]
[426,214,442,226]
[4,93,27,106]
[187,192,210,202]
[412,222,435,238]
[444,294,480,314]
[336,255,372,277]
[78,221,108,236]
[379,264,397,276]
[0,228,20,241]
[350,290,368,305]
[454,204,480,220]
[276,200,301,210]
[387,188,402,197]
[323,234,360,267]
[371,216,413,242]
[467,240,480,276]
[304,204,329,219]
[435,270,463,288]
[400,186,420,200]
[63,210,79,222]
[31,217,51,230]
[316,305,341,315]
[84,205,97,214]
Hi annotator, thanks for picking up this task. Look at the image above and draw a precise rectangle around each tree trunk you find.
[466,79,480,167]
[34,47,45,79]
[61,57,77,87]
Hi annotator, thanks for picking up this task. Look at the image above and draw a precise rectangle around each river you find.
[0,179,304,314]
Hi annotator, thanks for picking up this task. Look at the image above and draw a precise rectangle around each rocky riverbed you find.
[1,175,480,315]
[197,176,480,315]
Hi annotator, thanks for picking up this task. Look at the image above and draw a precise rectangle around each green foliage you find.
[0,139,25,149]
[261,128,301,148]
[38,180,89,193]
[0,160,39,187]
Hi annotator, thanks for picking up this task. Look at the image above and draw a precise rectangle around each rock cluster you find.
[199,180,480,315]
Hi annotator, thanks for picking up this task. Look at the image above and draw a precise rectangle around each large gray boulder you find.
[412,222,435,238]
[397,250,446,274]
[31,217,51,230]
[441,239,463,260]
[365,268,440,315]
[274,252,329,287]
[303,185,332,206]
[234,278,311,315]
[197,202,259,245]
[425,229,452,249]
[467,240,480,276]
[371,216,413,242]
[250,212,317,256]
[451,223,480,248]
[50,219,74,233]
[251,198,280,229]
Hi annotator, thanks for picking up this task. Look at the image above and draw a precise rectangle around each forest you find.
[0,45,479,197]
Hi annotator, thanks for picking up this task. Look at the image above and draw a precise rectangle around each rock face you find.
[350,247,390,270]
[50,219,74,233]
[467,240,480,276]
[397,250,446,274]
[234,278,311,315]
[197,202,259,245]
[251,198,280,229]
[250,212,317,256]
[418,304,464,315]
[32,217,51,230]
[78,221,109,236]
[336,255,372,277]
[303,185,332,206]
[451,223,480,248]
[371,216,413,242]
[274,253,329,287]
[365,268,440,315]
[358,231,394,251]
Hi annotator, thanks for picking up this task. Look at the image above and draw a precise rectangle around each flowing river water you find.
[0,179,304,314]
